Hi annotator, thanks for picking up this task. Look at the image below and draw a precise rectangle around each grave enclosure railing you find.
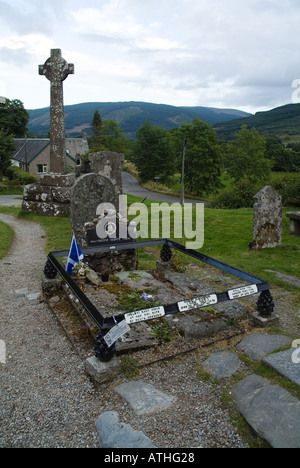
[44,239,274,362]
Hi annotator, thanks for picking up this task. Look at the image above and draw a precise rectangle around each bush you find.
[209,180,262,209]
[5,166,37,185]
[271,173,300,207]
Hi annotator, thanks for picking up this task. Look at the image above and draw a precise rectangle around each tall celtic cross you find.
[39,49,74,174]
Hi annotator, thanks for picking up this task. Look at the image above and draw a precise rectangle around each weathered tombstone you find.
[249,186,282,250]
[88,151,125,200]
[39,49,74,174]
[70,173,117,246]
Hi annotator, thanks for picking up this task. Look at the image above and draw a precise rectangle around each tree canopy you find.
[227,125,272,183]
[132,120,175,183]
[89,111,128,155]
[0,98,29,137]
[0,129,15,177]
[172,118,224,195]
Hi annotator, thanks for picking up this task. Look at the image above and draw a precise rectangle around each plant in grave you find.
[150,319,177,342]
[118,291,159,312]
[120,355,139,379]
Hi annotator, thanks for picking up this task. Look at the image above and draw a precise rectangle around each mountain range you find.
[27,101,300,143]
[214,103,300,142]
[27,101,251,138]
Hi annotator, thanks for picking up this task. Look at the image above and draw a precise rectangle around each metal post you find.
[180,139,187,205]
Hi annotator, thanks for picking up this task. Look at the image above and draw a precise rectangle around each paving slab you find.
[262,348,300,386]
[114,380,173,415]
[264,270,300,288]
[236,333,293,361]
[201,351,241,379]
[232,374,300,448]
[96,411,156,448]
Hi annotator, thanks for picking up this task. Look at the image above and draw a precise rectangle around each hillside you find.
[27,101,251,138]
[214,103,300,142]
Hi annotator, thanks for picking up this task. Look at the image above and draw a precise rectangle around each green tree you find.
[172,118,224,195]
[133,120,175,182]
[89,110,104,150]
[102,119,128,154]
[0,129,15,177]
[264,137,293,172]
[0,98,29,137]
[227,125,272,183]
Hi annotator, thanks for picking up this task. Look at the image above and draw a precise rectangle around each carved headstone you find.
[70,172,136,272]
[39,49,74,174]
[249,186,282,250]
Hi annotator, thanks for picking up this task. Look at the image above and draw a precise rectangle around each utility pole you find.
[180,139,187,205]
[24,134,29,173]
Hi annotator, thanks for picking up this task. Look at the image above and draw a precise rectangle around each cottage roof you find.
[13,138,89,164]
[14,139,49,163]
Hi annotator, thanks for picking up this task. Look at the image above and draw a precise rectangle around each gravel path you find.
[0,214,249,448]
[0,214,101,448]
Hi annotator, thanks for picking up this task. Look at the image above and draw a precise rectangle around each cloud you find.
[1,0,300,112]
[0,0,66,35]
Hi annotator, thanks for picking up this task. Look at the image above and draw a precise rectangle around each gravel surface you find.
[3,213,296,449]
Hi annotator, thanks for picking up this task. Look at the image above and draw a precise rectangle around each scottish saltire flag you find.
[66,234,84,275]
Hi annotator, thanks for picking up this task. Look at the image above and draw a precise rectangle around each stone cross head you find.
[39,49,74,83]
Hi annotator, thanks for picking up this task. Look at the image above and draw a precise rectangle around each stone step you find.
[96,411,156,449]
[200,333,300,448]
[262,348,300,386]
[232,374,300,448]
[95,333,300,448]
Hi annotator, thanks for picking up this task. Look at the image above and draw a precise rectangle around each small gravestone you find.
[249,186,282,250]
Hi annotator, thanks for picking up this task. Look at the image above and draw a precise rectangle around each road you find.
[0,195,22,207]
[121,172,202,204]
[0,174,202,208]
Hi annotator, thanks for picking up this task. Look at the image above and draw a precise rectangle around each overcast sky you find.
[1,0,300,114]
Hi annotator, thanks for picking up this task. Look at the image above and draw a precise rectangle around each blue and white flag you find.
[66,234,84,275]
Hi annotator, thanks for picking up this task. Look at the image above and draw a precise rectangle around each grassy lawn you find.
[0,220,14,260]
[0,206,71,253]
[125,194,300,293]
[0,183,24,195]
[0,198,299,295]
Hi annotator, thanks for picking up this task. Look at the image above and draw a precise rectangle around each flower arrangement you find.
[72,261,90,277]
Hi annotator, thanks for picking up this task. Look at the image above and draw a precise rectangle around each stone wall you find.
[22,174,75,217]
